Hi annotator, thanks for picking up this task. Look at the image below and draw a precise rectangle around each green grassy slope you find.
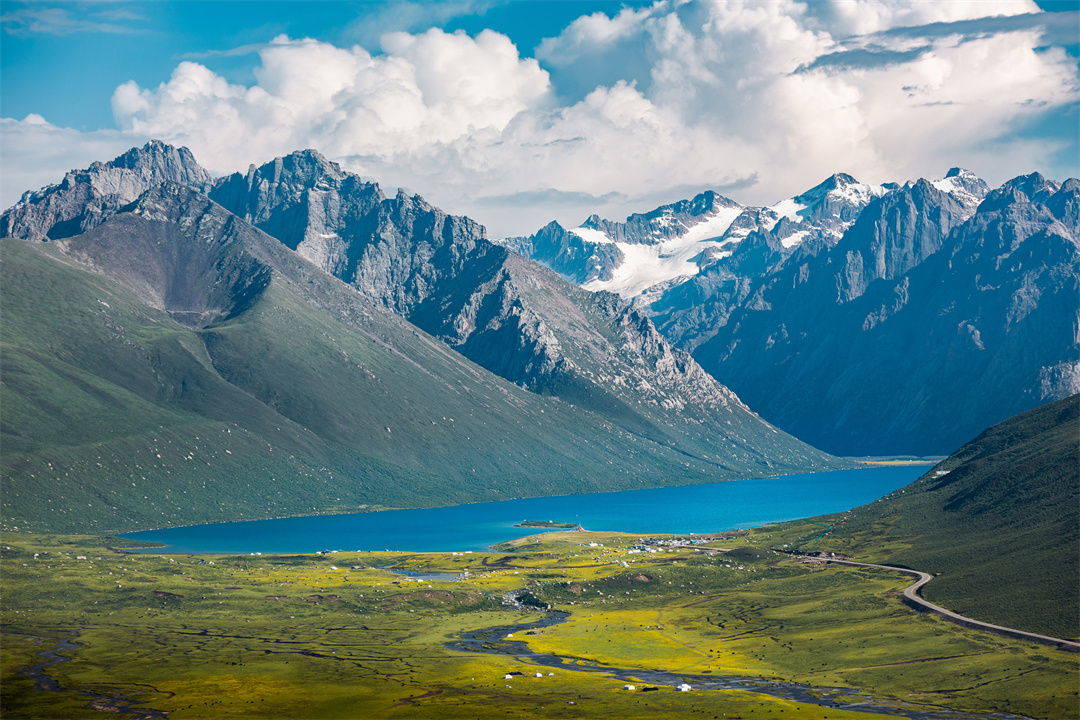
[1,239,422,534]
[0,238,652,532]
[816,394,1079,639]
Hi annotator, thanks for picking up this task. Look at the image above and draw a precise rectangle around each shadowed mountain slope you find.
[682,176,1079,456]
[510,169,1076,457]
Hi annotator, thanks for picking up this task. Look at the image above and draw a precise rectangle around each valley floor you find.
[2,522,1076,720]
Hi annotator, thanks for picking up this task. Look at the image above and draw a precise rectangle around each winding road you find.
[813,558,1080,654]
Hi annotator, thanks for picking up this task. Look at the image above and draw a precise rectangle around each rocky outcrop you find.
[211,150,488,317]
[581,190,742,245]
[504,221,625,284]
[0,141,213,242]
[832,180,969,303]
[57,183,271,328]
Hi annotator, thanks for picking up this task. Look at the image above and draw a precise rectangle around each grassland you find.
[2,525,1076,719]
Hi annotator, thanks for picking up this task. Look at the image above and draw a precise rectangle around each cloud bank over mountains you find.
[3,0,1077,237]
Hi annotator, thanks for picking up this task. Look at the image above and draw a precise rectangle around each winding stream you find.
[6,632,169,719]
[8,605,1032,720]
[446,597,1031,720]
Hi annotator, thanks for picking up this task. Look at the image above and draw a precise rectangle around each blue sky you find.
[2,2,638,130]
[2,0,1078,236]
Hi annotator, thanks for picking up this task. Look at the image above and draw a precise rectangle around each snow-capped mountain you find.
[505,168,1077,457]
[502,190,745,303]
[502,169,986,306]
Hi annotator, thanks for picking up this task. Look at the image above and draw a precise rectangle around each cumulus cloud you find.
[535,2,663,64]
[110,30,551,178]
[1,115,147,206]
[3,0,1077,236]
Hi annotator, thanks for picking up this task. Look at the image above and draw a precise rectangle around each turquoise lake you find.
[121,466,928,554]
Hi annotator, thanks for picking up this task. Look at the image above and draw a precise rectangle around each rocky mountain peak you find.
[208,150,386,269]
[98,140,212,188]
[264,149,344,187]
[833,179,966,302]
[210,151,489,313]
[792,172,859,205]
[578,190,743,246]
[978,172,1060,213]
[1046,177,1079,228]
[579,213,606,232]
[929,168,989,215]
[1,140,213,242]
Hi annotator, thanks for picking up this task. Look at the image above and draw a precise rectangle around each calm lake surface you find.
[121,466,928,554]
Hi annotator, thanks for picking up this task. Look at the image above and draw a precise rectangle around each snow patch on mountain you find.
[930,168,989,215]
[569,226,615,244]
[780,229,810,249]
[768,198,807,227]
[678,206,746,243]
[581,205,744,298]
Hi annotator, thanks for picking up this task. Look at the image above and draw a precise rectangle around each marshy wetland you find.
[2,521,1077,719]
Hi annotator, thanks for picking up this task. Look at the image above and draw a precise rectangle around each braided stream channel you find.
[446,595,1030,720]
[7,632,170,719]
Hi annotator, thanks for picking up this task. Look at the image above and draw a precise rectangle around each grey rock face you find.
[503,221,625,284]
[582,190,742,245]
[211,150,487,317]
[1,141,213,242]
[209,149,835,470]
[681,173,1079,456]
[58,183,271,328]
[832,179,968,303]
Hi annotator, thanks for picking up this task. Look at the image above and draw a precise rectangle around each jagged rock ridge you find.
[0,141,213,242]
[513,167,1074,456]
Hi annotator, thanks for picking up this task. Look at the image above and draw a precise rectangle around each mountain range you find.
[505,170,1079,455]
[0,142,840,535]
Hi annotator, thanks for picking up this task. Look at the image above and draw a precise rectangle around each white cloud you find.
[109,30,551,180]
[804,0,1038,37]
[535,2,664,65]
[0,116,147,208]
[2,0,1076,236]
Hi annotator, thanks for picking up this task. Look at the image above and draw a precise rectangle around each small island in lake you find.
[515,520,578,528]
